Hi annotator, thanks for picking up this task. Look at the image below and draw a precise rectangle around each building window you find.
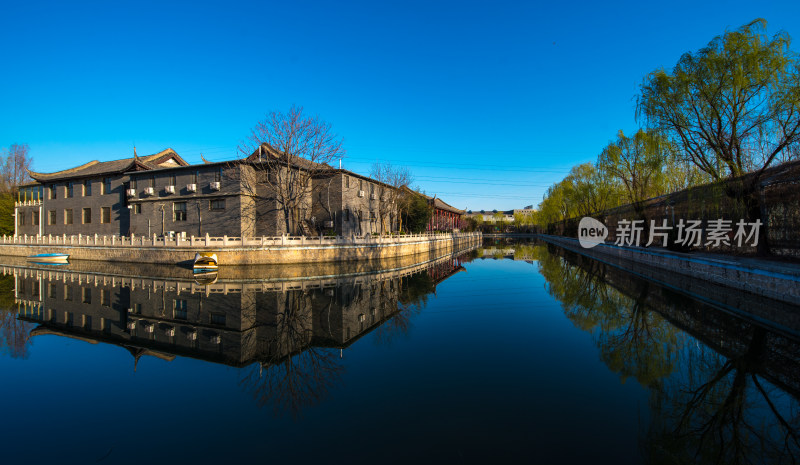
[82,287,91,304]
[101,207,111,223]
[357,210,363,222]
[150,176,155,188]
[64,285,72,301]
[65,209,73,225]
[82,208,91,224]
[32,211,39,226]
[370,183,375,194]
[103,178,111,195]
[174,299,187,320]
[344,208,350,221]
[345,176,350,188]
[193,171,198,184]
[67,183,73,198]
[133,204,141,214]
[101,289,111,307]
[359,179,363,190]
[173,202,187,221]
[49,186,57,200]
[83,179,91,196]
[48,283,57,299]
[169,174,176,186]
[215,168,222,182]
[48,210,56,225]
[18,213,24,226]
[209,199,225,211]
[131,178,137,189]
[211,313,226,325]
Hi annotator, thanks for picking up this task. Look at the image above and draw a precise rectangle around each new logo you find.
[578,217,608,248]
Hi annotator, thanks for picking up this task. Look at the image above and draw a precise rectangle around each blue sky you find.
[2,0,799,210]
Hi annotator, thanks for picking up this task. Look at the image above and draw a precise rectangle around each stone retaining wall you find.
[538,234,800,306]
[0,232,482,266]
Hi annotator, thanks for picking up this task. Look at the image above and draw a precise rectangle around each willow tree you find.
[562,163,620,217]
[637,19,800,188]
[596,129,668,208]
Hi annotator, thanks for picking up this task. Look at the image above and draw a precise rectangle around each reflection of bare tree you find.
[0,308,33,358]
[0,275,32,358]
[239,290,343,417]
[371,278,422,347]
[647,328,800,465]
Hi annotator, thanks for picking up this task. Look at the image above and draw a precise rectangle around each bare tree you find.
[0,143,32,193]
[370,162,413,234]
[238,106,345,235]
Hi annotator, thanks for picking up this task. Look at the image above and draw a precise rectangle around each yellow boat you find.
[193,252,218,271]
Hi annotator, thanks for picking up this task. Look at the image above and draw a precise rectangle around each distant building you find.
[464,206,536,224]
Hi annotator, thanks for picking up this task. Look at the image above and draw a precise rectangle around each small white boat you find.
[27,253,69,264]
[193,252,218,271]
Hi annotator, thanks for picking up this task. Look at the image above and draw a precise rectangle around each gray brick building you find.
[15,147,408,238]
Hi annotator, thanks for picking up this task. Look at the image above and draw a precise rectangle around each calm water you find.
[1,240,798,464]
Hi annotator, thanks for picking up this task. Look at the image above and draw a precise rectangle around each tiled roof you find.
[28,148,187,182]
[246,143,334,172]
[432,197,465,214]
[407,188,465,214]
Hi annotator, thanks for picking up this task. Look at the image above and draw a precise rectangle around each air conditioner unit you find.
[370,193,377,200]
[358,190,365,197]
[186,183,197,192]
[144,187,155,196]
[324,221,334,228]
[126,188,136,197]
[165,185,175,194]
[210,181,221,191]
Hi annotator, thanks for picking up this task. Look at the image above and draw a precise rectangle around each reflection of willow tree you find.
[646,328,800,465]
[0,275,32,358]
[534,244,680,386]
[533,242,800,463]
[240,290,343,417]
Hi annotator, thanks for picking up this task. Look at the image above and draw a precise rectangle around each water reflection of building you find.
[10,250,474,369]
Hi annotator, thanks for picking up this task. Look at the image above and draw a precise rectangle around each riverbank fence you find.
[1,231,483,249]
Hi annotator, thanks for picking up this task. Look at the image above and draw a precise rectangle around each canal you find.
[0,239,797,464]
